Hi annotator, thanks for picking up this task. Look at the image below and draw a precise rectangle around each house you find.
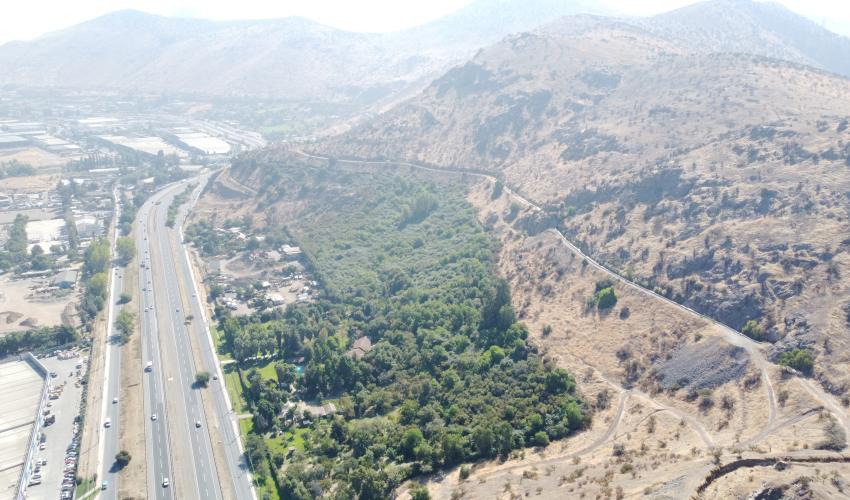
[267,293,285,306]
[282,244,302,258]
[51,270,78,289]
[347,336,373,359]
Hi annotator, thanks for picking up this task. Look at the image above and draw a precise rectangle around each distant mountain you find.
[0,10,392,100]
[642,0,850,77]
[390,0,609,55]
[0,1,607,102]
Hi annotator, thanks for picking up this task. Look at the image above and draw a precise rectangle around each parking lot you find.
[26,354,85,500]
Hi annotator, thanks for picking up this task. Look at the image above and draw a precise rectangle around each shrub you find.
[115,450,131,468]
[595,287,618,310]
[741,319,764,340]
[532,431,550,447]
[195,371,211,387]
[778,348,814,375]
[410,485,431,500]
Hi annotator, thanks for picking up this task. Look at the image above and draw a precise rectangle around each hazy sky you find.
[1,0,849,45]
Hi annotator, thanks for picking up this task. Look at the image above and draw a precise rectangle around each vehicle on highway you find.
[145,361,153,371]
[102,481,108,490]
[151,413,158,421]
[195,420,201,428]
[113,397,118,403]
[162,478,170,487]
[104,418,111,427]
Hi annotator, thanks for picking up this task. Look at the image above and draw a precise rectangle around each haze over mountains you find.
[0,0,608,103]
[3,0,849,106]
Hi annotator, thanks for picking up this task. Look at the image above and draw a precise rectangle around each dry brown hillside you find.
[325,20,850,397]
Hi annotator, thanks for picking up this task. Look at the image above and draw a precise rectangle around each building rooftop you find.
[0,358,45,499]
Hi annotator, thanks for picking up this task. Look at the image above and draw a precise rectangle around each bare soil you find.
[118,252,148,499]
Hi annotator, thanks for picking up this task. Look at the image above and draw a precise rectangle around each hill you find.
[325,3,850,394]
[642,0,850,76]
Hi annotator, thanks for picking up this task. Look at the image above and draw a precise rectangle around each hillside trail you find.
[290,150,847,447]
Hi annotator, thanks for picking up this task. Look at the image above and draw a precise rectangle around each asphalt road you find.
[98,188,123,498]
[137,187,176,500]
[173,182,256,499]
[135,177,254,500]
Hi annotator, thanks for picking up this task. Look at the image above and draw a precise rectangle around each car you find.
[162,478,169,488]
[101,481,108,490]
[113,397,118,404]
[104,418,111,428]
[39,443,45,450]
[195,420,201,428]
[151,414,157,421]
[145,361,153,371]
[212,374,218,380]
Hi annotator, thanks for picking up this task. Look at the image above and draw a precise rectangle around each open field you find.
[0,148,68,168]
[0,276,79,334]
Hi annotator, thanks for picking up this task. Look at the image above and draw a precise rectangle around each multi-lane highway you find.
[97,188,124,498]
[134,176,254,500]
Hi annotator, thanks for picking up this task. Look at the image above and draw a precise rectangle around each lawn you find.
[222,365,247,413]
[267,428,310,456]
[209,325,232,361]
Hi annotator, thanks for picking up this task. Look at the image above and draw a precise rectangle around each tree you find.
[114,309,135,342]
[595,287,617,309]
[410,484,431,500]
[118,293,131,304]
[473,425,495,458]
[778,349,814,375]
[491,180,504,199]
[115,450,131,468]
[280,474,311,500]
[84,239,110,276]
[532,431,550,447]
[195,371,211,387]
[741,319,764,340]
[441,433,466,465]
[245,434,270,479]
[116,237,135,265]
[5,214,28,262]
[400,428,424,460]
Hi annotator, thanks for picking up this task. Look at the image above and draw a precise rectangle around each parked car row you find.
[59,418,82,498]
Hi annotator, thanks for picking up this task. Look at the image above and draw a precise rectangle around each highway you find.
[135,176,254,500]
[172,182,256,499]
[97,188,124,498]
[136,187,176,500]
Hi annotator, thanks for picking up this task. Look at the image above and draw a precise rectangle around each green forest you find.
[213,163,589,499]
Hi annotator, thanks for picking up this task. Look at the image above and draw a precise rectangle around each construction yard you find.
[0,274,79,334]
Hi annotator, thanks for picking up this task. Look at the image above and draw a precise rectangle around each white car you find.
[104,418,111,428]
[112,397,118,404]
[162,478,169,488]
[151,414,157,421]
